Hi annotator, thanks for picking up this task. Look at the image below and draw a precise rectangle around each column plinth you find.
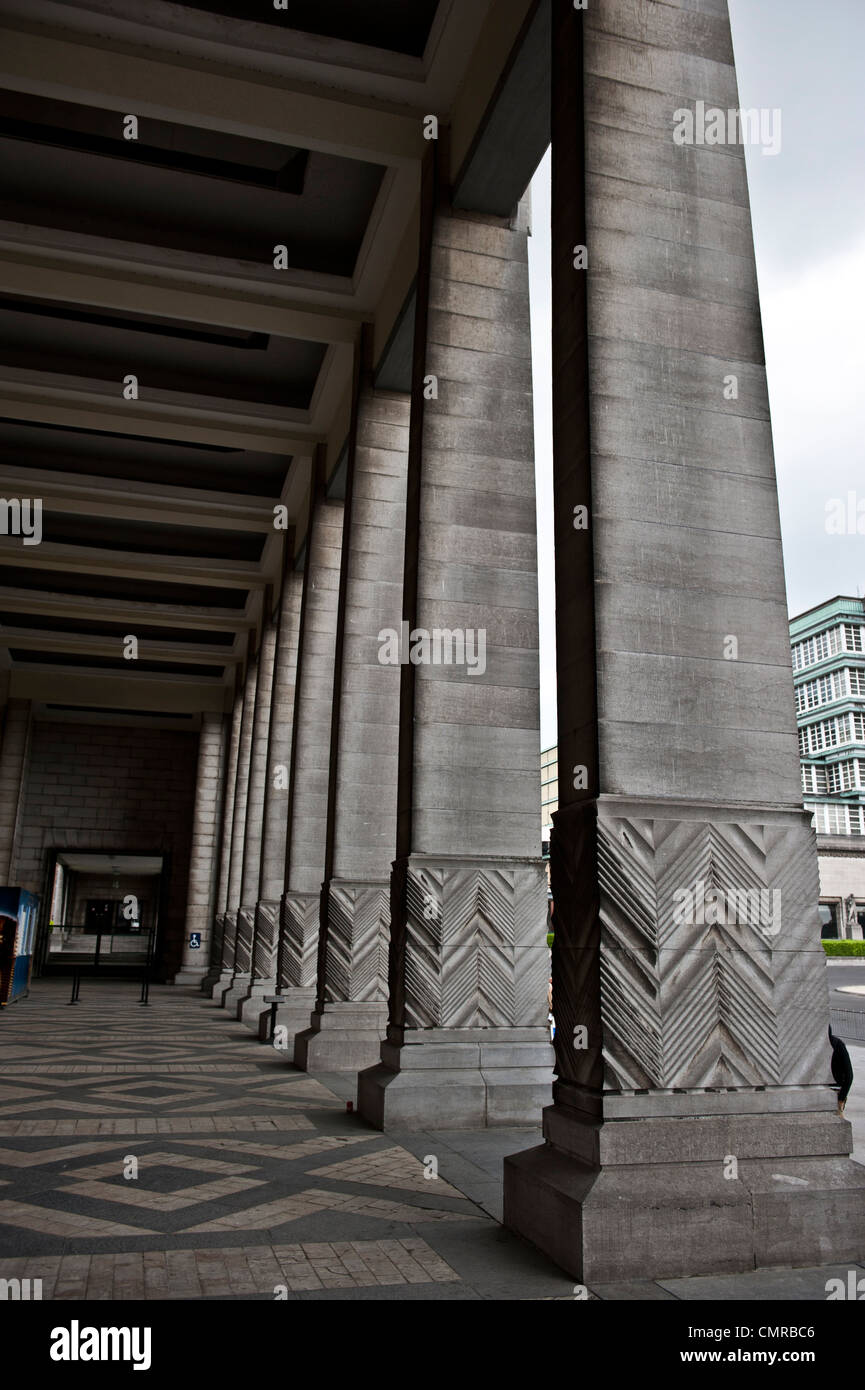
[359,855,553,1126]
[211,911,238,1001]
[200,912,227,993]
[238,900,280,1025]
[222,904,255,1011]
[265,889,320,1060]
[503,797,865,1278]
[294,878,390,1071]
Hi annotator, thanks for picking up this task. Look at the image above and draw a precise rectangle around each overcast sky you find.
[528,0,865,748]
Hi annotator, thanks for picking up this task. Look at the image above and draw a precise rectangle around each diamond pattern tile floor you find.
[0,979,571,1299]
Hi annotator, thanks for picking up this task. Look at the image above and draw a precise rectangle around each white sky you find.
[528,0,865,749]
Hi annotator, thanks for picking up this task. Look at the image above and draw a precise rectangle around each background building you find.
[792,595,865,939]
[541,744,558,847]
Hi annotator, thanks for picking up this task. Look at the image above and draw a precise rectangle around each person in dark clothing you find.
[828,1026,854,1115]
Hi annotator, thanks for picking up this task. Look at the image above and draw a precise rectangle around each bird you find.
[828,1026,854,1115]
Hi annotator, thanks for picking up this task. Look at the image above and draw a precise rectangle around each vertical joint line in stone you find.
[275,466,318,992]
[396,141,441,864]
[552,0,600,812]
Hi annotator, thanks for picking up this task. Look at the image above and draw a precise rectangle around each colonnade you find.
[169,0,864,1279]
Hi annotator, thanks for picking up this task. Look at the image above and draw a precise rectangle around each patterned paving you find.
[0,1240,458,1298]
[0,980,574,1300]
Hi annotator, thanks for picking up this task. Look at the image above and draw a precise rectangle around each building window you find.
[794,626,846,671]
[819,902,839,938]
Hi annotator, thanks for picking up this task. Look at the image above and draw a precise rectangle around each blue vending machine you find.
[0,887,39,1006]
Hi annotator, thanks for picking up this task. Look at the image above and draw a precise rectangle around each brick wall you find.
[15,721,198,978]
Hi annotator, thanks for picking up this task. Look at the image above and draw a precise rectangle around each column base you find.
[358,1028,554,1129]
[503,1105,865,1281]
[199,914,226,992]
[210,970,234,1002]
[222,973,251,1012]
[238,979,276,1027]
[228,906,255,997]
[173,966,207,986]
[263,988,317,1061]
[294,1001,387,1073]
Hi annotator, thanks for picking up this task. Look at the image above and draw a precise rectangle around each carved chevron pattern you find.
[252,901,279,981]
[324,882,389,1005]
[551,807,826,1092]
[763,820,827,1086]
[402,863,547,1029]
[279,892,319,991]
[588,813,826,1092]
[220,912,238,971]
[600,817,782,1089]
[210,914,226,972]
[234,907,254,975]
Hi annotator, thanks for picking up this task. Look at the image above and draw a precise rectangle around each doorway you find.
[40,851,165,973]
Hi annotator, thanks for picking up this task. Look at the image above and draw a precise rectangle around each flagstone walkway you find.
[0,979,572,1300]
[1,980,862,1301]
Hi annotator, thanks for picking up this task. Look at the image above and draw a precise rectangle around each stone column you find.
[225,620,277,1013]
[202,689,242,993]
[294,389,409,1072]
[502,0,865,1281]
[0,698,32,884]
[357,172,553,1127]
[213,658,257,1002]
[271,493,344,1057]
[239,567,304,1028]
[174,711,227,984]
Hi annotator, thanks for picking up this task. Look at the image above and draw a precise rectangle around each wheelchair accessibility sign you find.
[189,932,202,949]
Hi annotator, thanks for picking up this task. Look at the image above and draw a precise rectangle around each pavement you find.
[0,975,862,1302]
[827,958,865,1162]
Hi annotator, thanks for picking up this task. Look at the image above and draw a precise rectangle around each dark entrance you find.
[84,899,116,931]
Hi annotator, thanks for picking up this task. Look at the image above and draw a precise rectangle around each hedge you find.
[821,939,865,956]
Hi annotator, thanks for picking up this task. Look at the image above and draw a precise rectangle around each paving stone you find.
[0,979,857,1301]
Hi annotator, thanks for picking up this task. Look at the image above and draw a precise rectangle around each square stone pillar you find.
[211,659,256,1002]
[239,568,304,1026]
[201,688,243,993]
[270,493,344,1057]
[294,388,409,1073]
[502,0,865,1281]
[358,176,553,1128]
[225,620,277,1013]
[174,710,227,984]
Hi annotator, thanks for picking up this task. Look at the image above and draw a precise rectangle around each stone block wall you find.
[14,720,197,977]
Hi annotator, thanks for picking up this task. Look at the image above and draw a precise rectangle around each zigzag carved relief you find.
[252,901,279,981]
[279,892,319,991]
[234,907,254,975]
[210,914,226,972]
[324,881,389,1005]
[403,862,547,1029]
[220,912,238,971]
[553,808,825,1093]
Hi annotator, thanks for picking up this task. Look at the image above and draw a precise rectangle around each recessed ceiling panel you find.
[183,1,440,56]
